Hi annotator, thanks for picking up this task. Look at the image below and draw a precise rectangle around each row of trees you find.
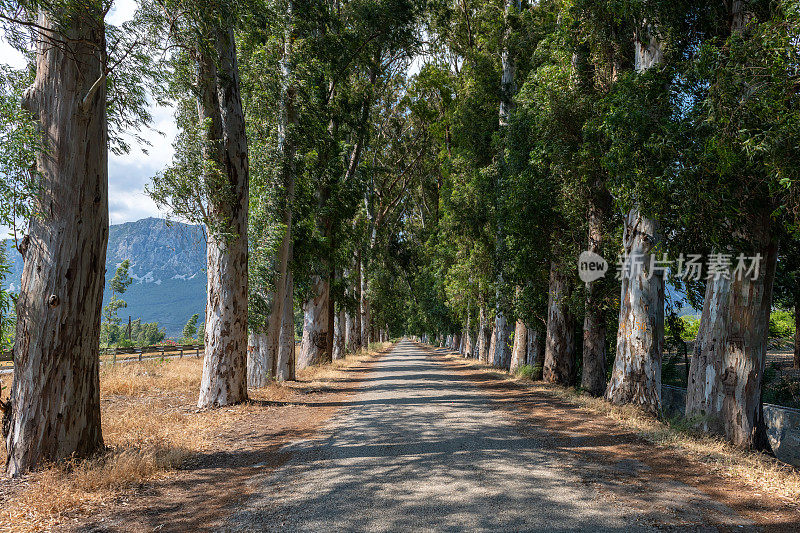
[0,0,418,475]
[399,0,800,455]
[0,0,798,476]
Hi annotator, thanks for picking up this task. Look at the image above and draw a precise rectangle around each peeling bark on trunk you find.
[247,330,272,388]
[686,215,778,449]
[247,3,296,388]
[543,263,576,385]
[275,270,295,381]
[605,209,663,414]
[488,325,497,365]
[7,8,107,476]
[528,326,544,379]
[197,27,250,409]
[333,306,345,360]
[477,300,489,363]
[353,255,362,351]
[298,276,330,368]
[582,195,607,396]
[603,25,664,413]
[509,319,527,374]
[526,326,543,366]
[464,308,474,358]
[492,302,510,369]
[360,257,370,349]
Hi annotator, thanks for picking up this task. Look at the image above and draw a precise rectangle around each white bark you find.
[198,26,250,409]
[333,307,345,360]
[509,319,527,374]
[605,209,663,413]
[247,331,272,388]
[477,300,490,363]
[604,26,664,414]
[361,284,370,350]
[275,270,295,381]
[298,275,330,368]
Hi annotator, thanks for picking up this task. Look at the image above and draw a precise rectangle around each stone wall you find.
[661,384,800,467]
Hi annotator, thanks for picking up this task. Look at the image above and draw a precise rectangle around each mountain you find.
[3,218,207,338]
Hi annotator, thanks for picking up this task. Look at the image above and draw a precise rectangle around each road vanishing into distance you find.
[223,340,758,532]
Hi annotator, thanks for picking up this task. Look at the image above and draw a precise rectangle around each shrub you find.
[769,309,795,339]
[515,364,535,379]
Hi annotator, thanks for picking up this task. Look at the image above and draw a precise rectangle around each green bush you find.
[769,309,795,339]
[515,364,535,379]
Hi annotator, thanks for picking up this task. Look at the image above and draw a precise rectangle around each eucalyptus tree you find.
[514,1,587,386]
[684,0,800,449]
[240,0,298,384]
[0,0,154,474]
[146,0,250,407]
[602,12,666,413]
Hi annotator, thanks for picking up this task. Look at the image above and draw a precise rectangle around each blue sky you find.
[1,0,177,237]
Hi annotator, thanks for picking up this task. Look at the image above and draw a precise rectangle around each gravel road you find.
[223,339,755,532]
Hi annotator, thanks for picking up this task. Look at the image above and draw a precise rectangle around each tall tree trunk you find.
[247,330,272,388]
[491,0,520,372]
[604,28,663,413]
[197,27,250,409]
[477,300,490,363]
[510,318,527,374]
[250,7,297,386]
[582,191,607,396]
[353,253,362,351]
[686,214,778,449]
[326,265,336,363]
[527,325,544,379]
[492,292,510,369]
[7,7,107,475]
[247,330,278,388]
[298,276,330,368]
[333,305,345,360]
[488,325,497,364]
[360,258,370,349]
[543,263,576,385]
[346,310,358,353]
[275,270,295,381]
[605,209,664,413]
[464,306,473,358]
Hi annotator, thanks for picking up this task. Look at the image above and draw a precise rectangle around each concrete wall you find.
[661,384,800,467]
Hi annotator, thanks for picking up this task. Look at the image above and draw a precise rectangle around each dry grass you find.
[0,342,393,532]
[296,342,392,385]
[441,350,800,504]
[538,382,800,502]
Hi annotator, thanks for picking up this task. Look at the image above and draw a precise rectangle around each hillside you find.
[3,218,207,337]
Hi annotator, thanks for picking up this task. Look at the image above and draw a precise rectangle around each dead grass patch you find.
[0,343,393,532]
[438,349,800,504]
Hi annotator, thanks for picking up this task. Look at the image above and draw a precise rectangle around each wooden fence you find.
[101,344,204,362]
[0,344,204,366]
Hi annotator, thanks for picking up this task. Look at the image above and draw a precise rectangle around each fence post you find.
[138,347,142,362]
[180,345,184,358]
[196,345,200,358]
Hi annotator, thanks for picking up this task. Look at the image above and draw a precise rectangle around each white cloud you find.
[108,0,138,25]
[0,39,25,69]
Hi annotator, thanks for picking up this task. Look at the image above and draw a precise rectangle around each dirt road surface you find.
[223,340,795,532]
